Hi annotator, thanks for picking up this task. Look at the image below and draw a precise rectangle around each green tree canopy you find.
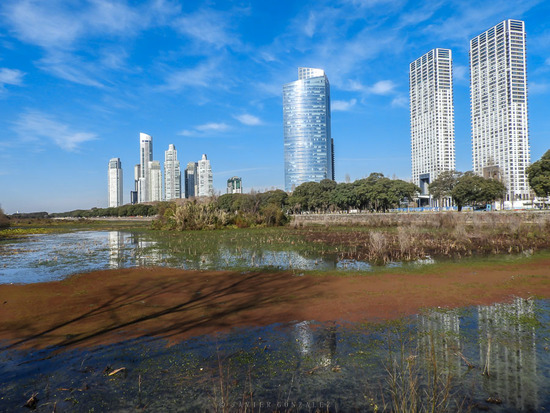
[451,172,506,211]
[526,149,550,197]
[428,170,462,203]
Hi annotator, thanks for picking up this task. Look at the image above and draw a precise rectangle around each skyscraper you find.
[283,67,333,192]
[470,19,530,202]
[108,158,123,207]
[227,176,242,194]
[185,161,197,198]
[149,160,162,202]
[197,154,213,197]
[138,132,153,203]
[164,144,181,200]
[409,48,456,206]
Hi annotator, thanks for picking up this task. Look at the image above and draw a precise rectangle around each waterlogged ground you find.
[0,229,377,284]
[1,298,549,412]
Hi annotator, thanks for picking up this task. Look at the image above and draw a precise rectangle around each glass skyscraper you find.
[283,67,333,192]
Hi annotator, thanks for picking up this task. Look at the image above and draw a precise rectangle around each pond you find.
[1,297,549,411]
[0,229,379,284]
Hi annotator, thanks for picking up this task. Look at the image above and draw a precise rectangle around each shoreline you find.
[1,256,549,350]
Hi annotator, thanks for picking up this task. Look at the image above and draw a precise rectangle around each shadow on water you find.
[1,298,549,412]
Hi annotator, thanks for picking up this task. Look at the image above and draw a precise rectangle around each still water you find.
[1,298,549,412]
[0,230,377,284]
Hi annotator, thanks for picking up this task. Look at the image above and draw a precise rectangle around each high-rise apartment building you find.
[283,67,333,192]
[108,158,123,207]
[138,132,153,203]
[227,176,242,194]
[196,154,213,197]
[410,48,456,206]
[149,160,162,202]
[164,144,181,200]
[470,19,530,202]
[185,161,197,198]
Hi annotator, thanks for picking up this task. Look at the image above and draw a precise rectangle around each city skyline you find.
[1,1,550,213]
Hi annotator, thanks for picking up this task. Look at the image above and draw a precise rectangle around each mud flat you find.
[1,255,549,350]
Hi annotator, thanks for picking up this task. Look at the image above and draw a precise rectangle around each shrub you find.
[0,208,10,229]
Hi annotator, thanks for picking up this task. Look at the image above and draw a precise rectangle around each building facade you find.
[149,160,162,202]
[185,161,197,198]
[108,158,123,207]
[137,132,153,203]
[164,144,181,200]
[196,154,213,197]
[283,67,333,192]
[227,176,242,194]
[410,48,456,206]
[470,19,530,202]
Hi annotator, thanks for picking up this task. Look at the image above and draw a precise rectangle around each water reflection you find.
[0,230,373,284]
[0,299,549,411]
[478,298,538,411]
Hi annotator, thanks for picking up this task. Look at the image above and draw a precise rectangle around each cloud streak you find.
[234,114,262,125]
[13,111,97,151]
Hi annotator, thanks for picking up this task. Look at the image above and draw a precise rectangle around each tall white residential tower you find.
[197,154,213,197]
[149,161,162,202]
[470,19,530,202]
[138,132,153,203]
[410,48,455,206]
[108,158,123,207]
[164,144,181,200]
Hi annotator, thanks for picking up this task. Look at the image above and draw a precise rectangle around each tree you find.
[0,208,10,229]
[428,170,462,205]
[526,149,550,197]
[451,172,506,211]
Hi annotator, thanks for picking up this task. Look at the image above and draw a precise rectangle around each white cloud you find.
[391,96,408,108]
[529,82,549,94]
[0,68,25,86]
[38,52,104,87]
[13,111,97,151]
[196,122,229,132]
[235,114,262,125]
[161,58,222,91]
[332,99,357,111]
[369,80,396,95]
[173,8,242,50]
[179,122,230,137]
[454,65,468,82]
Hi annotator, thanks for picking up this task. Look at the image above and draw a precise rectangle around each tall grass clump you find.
[153,199,288,231]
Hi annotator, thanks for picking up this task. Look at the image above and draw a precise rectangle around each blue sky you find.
[1,0,549,213]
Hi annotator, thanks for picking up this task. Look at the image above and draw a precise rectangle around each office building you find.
[149,160,162,202]
[185,161,197,198]
[138,132,153,203]
[470,19,530,202]
[164,144,181,200]
[130,164,140,205]
[108,158,123,207]
[283,67,333,192]
[196,154,213,197]
[410,48,456,206]
[227,176,242,194]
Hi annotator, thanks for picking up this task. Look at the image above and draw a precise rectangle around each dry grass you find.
[296,212,550,264]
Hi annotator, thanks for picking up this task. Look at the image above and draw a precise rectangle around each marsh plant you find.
[295,212,550,264]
